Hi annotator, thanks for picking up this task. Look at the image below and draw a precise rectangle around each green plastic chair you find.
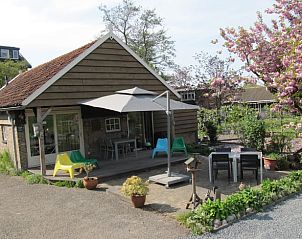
[171,137,187,156]
[70,150,100,168]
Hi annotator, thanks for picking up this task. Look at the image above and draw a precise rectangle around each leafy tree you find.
[99,0,176,73]
[0,60,28,87]
[168,66,195,89]
[220,0,302,114]
[192,52,246,112]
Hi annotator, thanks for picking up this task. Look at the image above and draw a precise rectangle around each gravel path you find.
[189,193,302,239]
[0,175,189,239]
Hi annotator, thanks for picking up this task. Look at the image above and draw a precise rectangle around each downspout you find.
[7,112,19,170]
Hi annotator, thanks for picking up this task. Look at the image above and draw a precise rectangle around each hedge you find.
[177,170,302,235]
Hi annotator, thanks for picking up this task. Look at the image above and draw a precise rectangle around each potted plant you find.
[121,176,149,208]
[263,152,279,170]
[82,164,98,190]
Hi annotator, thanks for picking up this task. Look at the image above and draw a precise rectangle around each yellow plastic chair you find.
[53,153,84,179]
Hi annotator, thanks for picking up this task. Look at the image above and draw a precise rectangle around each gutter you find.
[0,105,25,112]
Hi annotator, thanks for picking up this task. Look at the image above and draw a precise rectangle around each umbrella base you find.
[148,172,190,188]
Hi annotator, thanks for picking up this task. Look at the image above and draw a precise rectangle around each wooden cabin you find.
[0,32,198,170]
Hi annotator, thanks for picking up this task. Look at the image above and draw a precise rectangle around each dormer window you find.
[180,91,195,101]
[12,50,19,59]
[0,49,9,59]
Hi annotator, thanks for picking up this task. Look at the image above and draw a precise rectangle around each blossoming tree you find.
[220,0,302,113]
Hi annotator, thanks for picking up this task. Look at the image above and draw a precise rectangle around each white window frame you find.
[181,91,195,101]
[0,49,9,59]
[105,118,121,132]
[1,126,8,143]
[12,50,19,59]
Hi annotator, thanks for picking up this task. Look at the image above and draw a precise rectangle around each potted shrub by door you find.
[121,176,149,208]
[83,164,98,190]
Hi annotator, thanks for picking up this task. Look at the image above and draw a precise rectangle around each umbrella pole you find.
[166,91,171,177]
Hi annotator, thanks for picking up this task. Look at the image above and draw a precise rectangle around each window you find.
[12,50,19,59]
[0,49,9,59]
[180,91,195,101]
[105,118,121,132]
[1,126,8,143]
[56,113,80,152]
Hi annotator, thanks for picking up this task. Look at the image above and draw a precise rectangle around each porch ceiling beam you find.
[41,107,52,121]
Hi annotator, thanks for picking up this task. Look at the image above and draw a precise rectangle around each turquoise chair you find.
[70,150,100,168]
[152,138,168,158]
[171,137,187,156]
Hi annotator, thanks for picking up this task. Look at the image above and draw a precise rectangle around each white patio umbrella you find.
[82,87,199,113]
[82,87,199,182]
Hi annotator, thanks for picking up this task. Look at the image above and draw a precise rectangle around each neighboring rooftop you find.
[0,45,31,68]
[235,86,275,103]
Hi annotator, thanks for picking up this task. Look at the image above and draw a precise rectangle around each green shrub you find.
[25,174,49,184]
[178,170,302,235]
[75,179,84,188]
[0,151,16,175]
[52,179,84,188]
[270,132,293,153]
[277,156,290,170]
[21,170,31,179]
[186,144,212,156]
[204,121,217,144]
[240,116,265,151]
[53,180,76,188]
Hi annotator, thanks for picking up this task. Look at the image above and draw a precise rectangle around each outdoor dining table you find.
[113,138,137,161]
[208,151,263,183]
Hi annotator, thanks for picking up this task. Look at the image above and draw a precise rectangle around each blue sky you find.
[2,0,275,68]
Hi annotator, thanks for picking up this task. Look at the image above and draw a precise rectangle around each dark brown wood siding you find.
[174,110,198,138]
[153,109,198,144]
[29,38,168,107]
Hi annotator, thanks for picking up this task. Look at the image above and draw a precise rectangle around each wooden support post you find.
[36,107,52,176]
[37,107,46,175]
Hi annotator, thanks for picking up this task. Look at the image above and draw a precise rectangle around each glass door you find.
[128,112,154,149]
[26,110,83,168]
[28,115,56,167]
[56,113,80,152]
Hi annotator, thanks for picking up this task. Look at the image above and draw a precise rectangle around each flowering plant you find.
[83,163,95,178]
[121,176,149,196]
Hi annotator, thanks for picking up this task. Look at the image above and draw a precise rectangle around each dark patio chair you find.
[239,154,259,184]
[211,153,232,182]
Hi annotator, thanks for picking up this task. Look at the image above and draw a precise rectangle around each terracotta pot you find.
[83,177,98,190]
[263,157,277,170]
[131,195,146,208]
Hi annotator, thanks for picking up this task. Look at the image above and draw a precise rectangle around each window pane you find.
[56,113,80,152]
[12,50,19,59]
[0,49,9,58]
[28,115,55,156]
[105,118,120,132]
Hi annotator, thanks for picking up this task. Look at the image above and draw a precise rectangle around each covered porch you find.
[29,150,187,181]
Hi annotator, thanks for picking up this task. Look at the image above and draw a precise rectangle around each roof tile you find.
[0,41,95,108]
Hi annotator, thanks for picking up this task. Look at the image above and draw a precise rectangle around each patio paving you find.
[103,157,289,216]
[29,145,289,217]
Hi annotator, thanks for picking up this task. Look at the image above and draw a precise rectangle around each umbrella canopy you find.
[82,87,199,112]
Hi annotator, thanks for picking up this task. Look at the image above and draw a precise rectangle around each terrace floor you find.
[28,150,187,181]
